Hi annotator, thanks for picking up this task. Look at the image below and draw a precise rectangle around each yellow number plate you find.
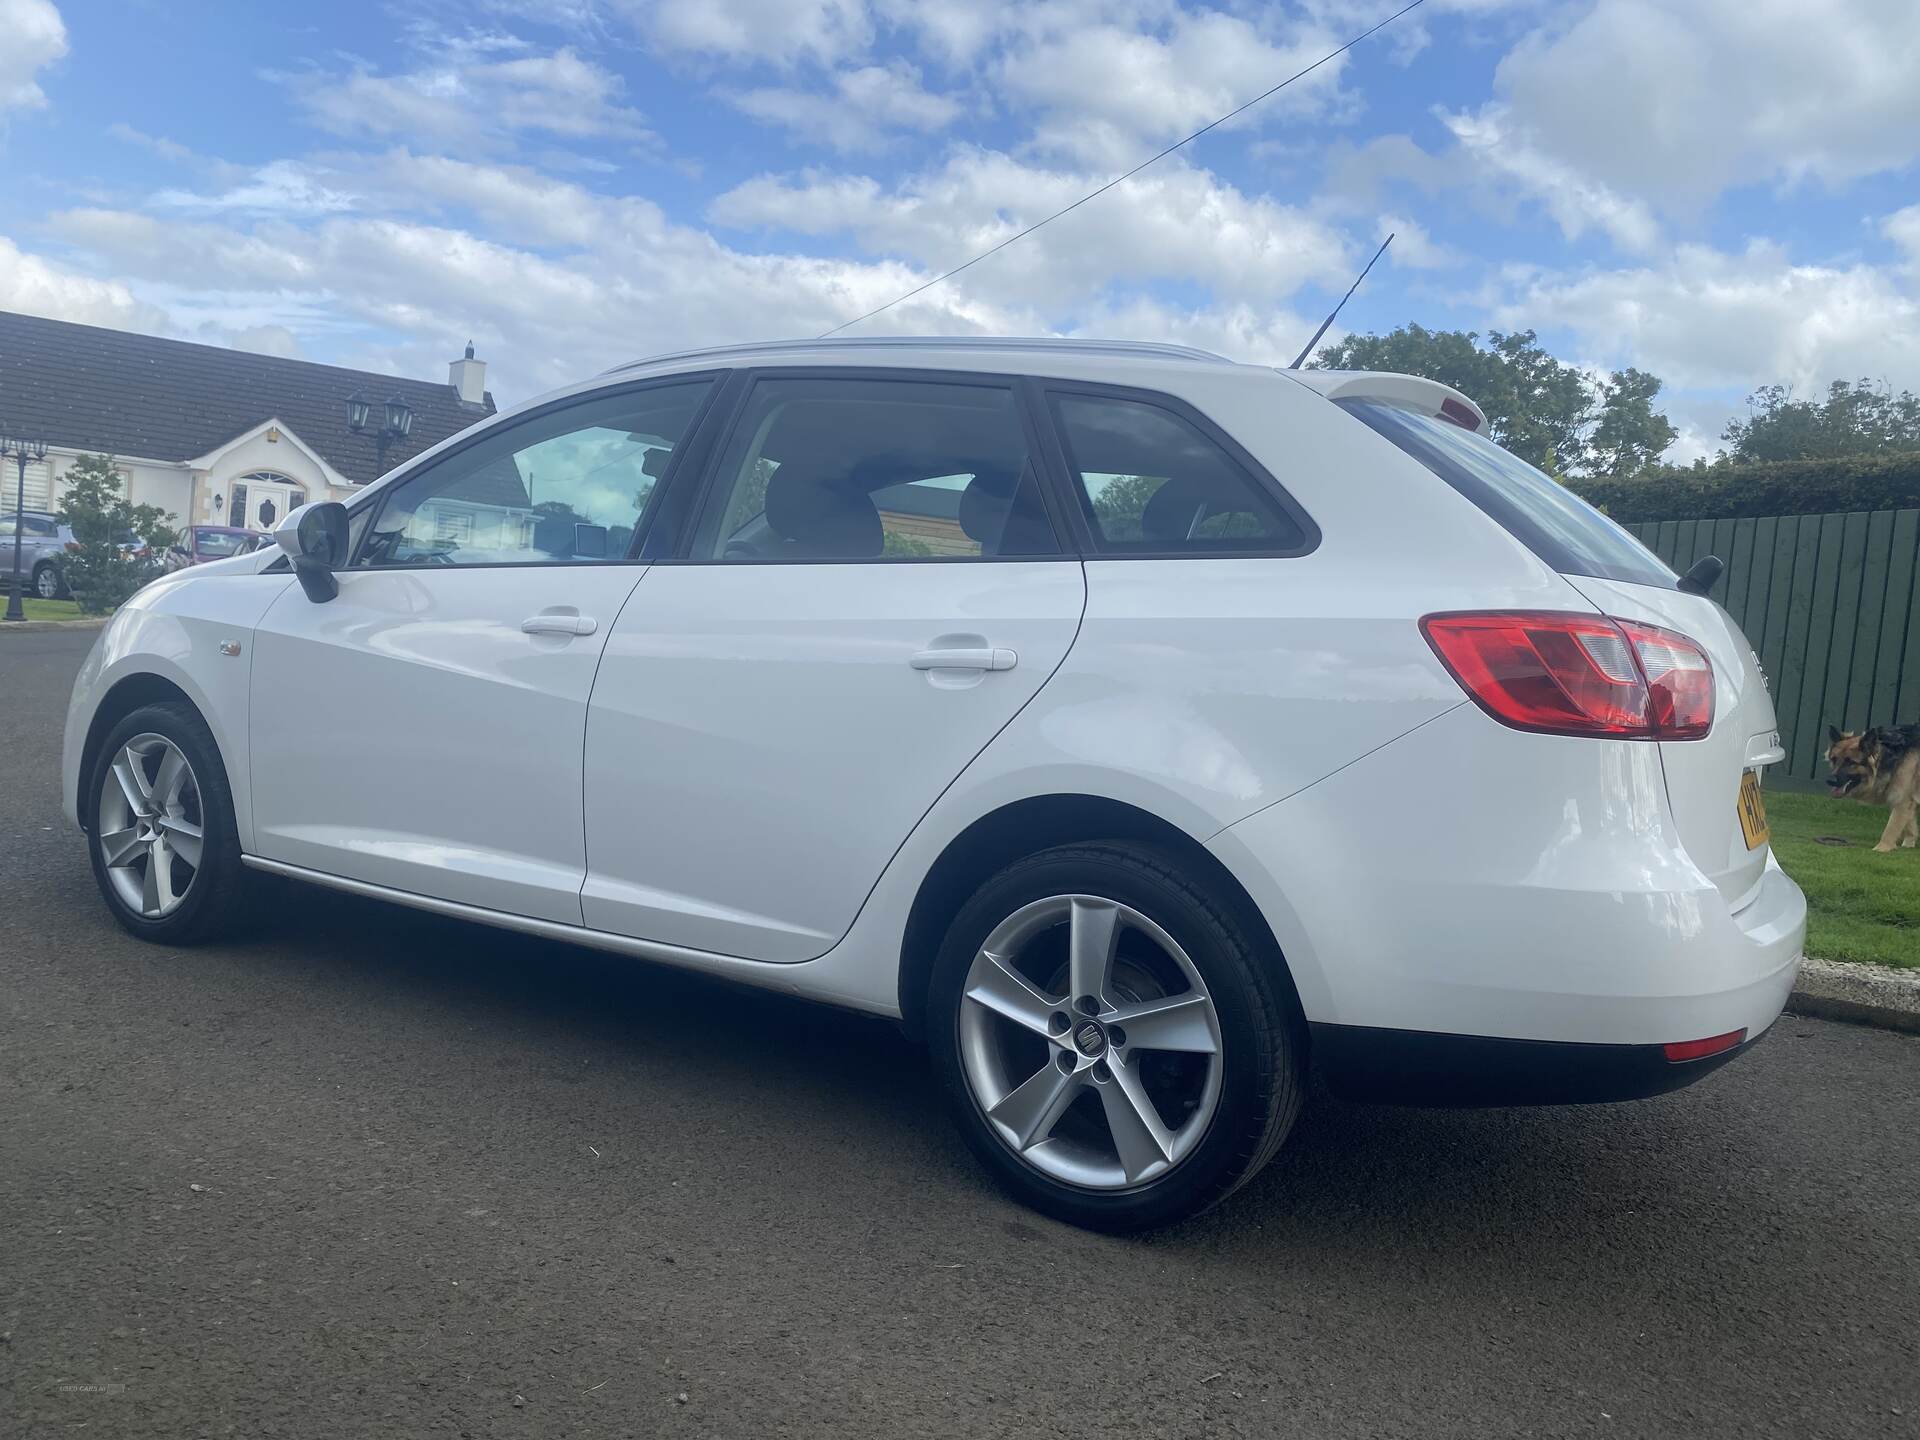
[1737,771,1770,850]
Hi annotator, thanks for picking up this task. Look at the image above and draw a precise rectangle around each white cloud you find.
[732,62,961,152]
[1482,0,1920,213]
[620,0,873,67]
[0,0,66,114]
[1377,214,1458,269]
[995,8,1355,164]
[229,324,304,359]
[1493,241,1920,396]
[289,45,652,155]
[709,152,1354,309]
[152,160,356,218]
[106,123,193,163]
[1887,205,1920,271]
[1440,105,1662,254]
[0,234,168,332]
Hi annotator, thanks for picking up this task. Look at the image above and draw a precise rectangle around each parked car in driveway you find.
[60,336,1806,1230]
[2,508,76,598]
[166,526,266,571]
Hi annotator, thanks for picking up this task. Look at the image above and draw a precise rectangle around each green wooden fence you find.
[1625,510,1920,782]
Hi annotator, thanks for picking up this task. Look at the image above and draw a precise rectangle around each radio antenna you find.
[817,0,1428,339]
[1289,231,1393,369]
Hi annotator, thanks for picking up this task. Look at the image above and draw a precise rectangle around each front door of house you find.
[229,476,301,533]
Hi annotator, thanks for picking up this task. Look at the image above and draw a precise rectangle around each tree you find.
[54,453,178,614]
[1722,379,1920,462]
[1311,324,1678,476]
[1588,368,1679,477]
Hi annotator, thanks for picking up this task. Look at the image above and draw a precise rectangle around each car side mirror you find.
[273,501,349,603]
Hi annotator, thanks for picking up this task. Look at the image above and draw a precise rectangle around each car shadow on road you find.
[231,875,1787,1263]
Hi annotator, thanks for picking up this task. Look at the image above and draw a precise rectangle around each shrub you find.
[1569,450,1920,522]
[54,453,179,614]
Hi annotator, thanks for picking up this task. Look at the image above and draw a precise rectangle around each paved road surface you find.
[3,627,1916,1438]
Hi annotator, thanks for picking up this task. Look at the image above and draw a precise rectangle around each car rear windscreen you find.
[1339,399,1674,588]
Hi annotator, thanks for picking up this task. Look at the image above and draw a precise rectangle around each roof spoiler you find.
[1280,369,1489,434]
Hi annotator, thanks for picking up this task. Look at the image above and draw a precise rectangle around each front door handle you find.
[909,646,1017,672]
[521,613,597,637]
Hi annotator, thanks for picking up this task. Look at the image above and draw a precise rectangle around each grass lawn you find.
[1766,788,1920,969]
[14,596,85,621]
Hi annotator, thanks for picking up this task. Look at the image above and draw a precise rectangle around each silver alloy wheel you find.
[96,733,205,919]
[958,894,1224,1190]
[35,565,60,599]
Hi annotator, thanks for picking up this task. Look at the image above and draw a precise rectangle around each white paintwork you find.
[247,565,649,924]
[1281,367,1490,431]
[580,561,1085,959]
[63,337,1805,1071]
[1207,702,1803,1045]
[1565,575,1779,910]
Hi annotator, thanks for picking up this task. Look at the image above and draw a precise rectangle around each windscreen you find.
[1340,399,1674,588]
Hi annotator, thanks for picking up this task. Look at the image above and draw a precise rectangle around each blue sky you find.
[2,0,1917,461]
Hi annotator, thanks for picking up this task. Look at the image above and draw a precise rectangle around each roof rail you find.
[603,335,1236,375]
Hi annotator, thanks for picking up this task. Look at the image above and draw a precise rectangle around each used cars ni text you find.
[62,337,1805,1230]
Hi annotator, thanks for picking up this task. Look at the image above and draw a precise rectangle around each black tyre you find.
[929,842,1304,1232]
[33,562,65,600]
[84,701,248,945]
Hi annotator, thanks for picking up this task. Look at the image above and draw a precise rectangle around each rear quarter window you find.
[1339,399,1674,588]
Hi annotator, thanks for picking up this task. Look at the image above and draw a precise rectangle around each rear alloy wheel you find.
[931,843,1304,1232]
[33,562,62,600]
[85,701,248,944]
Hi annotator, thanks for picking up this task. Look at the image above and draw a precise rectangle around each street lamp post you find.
[345,393,415,477]
[2,433,50,623]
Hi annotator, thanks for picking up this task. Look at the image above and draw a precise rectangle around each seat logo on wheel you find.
[1072,1020,1107,1058]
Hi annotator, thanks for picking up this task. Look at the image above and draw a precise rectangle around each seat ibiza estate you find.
[63,337,1805,1230]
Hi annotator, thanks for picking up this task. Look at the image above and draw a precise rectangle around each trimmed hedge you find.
[1569,450,1920,521]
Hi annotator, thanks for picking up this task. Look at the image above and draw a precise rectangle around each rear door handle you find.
[910,646,1016,672]
[522,613,597,637]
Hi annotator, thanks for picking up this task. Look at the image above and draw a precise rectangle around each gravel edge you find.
[1789,956,1920,1035]
[0,616,109,633]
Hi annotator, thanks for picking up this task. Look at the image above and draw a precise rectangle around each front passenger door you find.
[248,376,718,924]
[581,373,1087,960]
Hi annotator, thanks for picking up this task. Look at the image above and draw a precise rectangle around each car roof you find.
[604,335,1239,376]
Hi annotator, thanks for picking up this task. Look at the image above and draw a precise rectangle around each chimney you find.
[449,341,486,405]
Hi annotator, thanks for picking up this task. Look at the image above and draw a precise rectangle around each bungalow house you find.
[0,310,496,533]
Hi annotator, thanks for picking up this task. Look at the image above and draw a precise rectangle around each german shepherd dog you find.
[1826,723,1920,852]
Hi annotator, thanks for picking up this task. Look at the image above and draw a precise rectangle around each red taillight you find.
[1421,611,1714,740]
[1663,1029,1746,1063]
[65,540,81,553]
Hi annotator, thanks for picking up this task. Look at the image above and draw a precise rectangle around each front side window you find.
[356,380,712,568]
[692,377,1058,561]
[1339,400,1674,588]
[1049,391,1310,554]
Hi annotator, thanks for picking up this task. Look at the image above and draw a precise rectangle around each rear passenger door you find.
[581,371,1086,962]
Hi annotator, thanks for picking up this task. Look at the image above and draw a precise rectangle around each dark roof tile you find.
[0,310,496,486]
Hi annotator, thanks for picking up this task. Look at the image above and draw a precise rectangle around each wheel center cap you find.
[1071,1019,1107,1058]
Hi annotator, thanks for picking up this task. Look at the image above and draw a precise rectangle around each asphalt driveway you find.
[3,627,1916,1438]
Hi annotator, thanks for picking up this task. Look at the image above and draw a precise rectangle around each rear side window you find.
[1048,391,1310,555]
[692,377,1059,561]
[1340,400,1673,588]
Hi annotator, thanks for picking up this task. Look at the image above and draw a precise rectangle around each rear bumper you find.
[1207,703,1806,1056]
[1311,1021,1771,1107]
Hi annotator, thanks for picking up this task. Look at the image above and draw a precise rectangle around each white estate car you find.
[62,337,1805,1231]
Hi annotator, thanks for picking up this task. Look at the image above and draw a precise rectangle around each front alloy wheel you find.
[96,733,206,918]
[86,700,247,944]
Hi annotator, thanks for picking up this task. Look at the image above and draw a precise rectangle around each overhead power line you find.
[816,0,1429,340]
